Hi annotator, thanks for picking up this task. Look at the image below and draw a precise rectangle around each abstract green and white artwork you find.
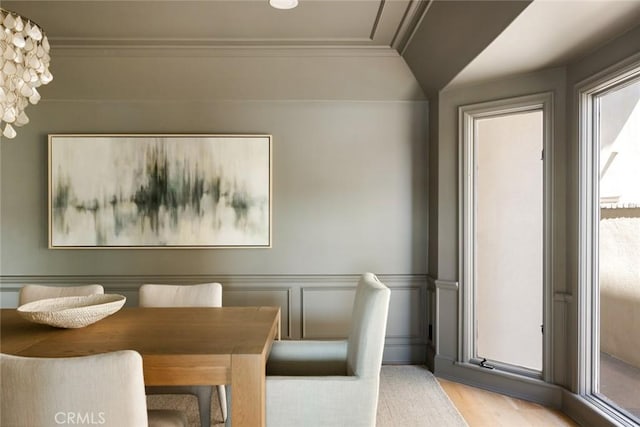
[48,134,271,248]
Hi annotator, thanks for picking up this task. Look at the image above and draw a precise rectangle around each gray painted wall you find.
[427,21,640,424]
[0,47,429,362]
[431,68,568,404]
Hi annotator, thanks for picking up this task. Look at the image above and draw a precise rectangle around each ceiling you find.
[449,0,640,88]
[2,0,427,50]
[3,0,639,93]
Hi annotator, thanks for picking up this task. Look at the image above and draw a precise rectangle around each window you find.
[460,93,553,379]
[579,59,640,425]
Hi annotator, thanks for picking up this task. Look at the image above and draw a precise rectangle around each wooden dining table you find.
[0,306,281,427]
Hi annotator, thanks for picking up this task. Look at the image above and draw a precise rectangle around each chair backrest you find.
[1,350,149,427]
[19,284,104,306]
[346,273,391,378]
[138,283,222,307]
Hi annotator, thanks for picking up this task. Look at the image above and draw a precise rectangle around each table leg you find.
[231,354,265,426]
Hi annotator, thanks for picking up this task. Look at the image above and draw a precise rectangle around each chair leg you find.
[194,386,213,427]
[224,386,231,427]
[217,385,228,422]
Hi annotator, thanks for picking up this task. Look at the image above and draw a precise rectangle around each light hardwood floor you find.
[438,378,580,426]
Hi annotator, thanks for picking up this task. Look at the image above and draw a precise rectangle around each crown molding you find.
[52,44,403,58]
[50,36,376,48]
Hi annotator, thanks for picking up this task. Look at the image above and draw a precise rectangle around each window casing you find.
[459,92,554,381]
[578,56,640,426]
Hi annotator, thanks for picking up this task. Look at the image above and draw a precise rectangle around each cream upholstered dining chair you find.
[19,284,104,305]
[264,272,390,427]
[139,282,226,427]
[1,350,187,427]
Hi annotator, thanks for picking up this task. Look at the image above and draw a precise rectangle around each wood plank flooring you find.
[437,377,580,426]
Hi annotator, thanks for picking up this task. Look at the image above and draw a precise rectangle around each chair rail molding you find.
[0,273,428,364]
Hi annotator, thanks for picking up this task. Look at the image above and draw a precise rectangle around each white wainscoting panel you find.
[302,287,356,339]
[224,287,292,338]
[0,274,427,363]
[387,286,423,338]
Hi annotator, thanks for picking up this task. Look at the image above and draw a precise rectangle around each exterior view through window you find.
[596,76,640,420]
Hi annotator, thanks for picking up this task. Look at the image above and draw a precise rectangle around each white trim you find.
[426,275,437,291]
[562,390,640,427]
[0,273,425,287]
[434,279,459,291]
[398,0,435,56]
[391,0,431,53]
[52,45,402,58]
[553,292,573,304]
[576,55,640,417]
[458,92,554,381]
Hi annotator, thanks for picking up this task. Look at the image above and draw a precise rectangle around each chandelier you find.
[0,8,52,139]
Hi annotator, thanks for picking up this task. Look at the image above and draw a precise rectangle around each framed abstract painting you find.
[48,134,272,248]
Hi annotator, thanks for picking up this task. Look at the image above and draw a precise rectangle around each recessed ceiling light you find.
[269,0,298,10]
